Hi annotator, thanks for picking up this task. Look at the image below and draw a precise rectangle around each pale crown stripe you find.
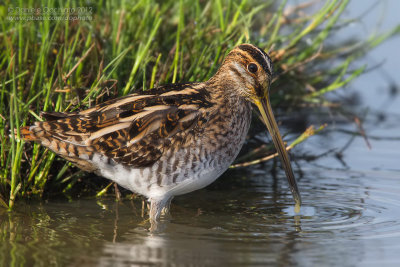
[253,45,272,73]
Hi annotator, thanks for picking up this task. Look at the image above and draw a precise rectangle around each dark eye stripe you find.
[238,44,273,76]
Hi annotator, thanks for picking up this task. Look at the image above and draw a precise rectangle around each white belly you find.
[90,147,232,201]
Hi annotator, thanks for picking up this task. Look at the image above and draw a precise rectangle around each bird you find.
[19,43,301,230]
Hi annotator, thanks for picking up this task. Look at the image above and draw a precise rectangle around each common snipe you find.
[20,44,301,229]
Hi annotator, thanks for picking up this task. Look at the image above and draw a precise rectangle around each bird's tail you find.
[13,111,73,142]
[15,126,38,141]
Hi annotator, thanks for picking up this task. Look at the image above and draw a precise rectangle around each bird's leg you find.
[149,197,169,232]
[161,196,174,217]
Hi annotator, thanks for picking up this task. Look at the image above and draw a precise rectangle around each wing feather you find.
[27,83,211,168]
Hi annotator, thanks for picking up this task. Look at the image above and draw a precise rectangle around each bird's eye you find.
[247,63,258,73]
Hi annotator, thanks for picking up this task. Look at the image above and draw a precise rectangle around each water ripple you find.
[170,168,400,244]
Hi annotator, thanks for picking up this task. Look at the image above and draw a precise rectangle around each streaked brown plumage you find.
[20,44,301,231]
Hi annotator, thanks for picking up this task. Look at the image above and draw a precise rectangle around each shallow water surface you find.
[1,162,400,266]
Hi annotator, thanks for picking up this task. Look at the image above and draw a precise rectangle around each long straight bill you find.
[255,97,301,212]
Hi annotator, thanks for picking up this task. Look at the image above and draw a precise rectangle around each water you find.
[1,166,400,266]
[2,1,400,266]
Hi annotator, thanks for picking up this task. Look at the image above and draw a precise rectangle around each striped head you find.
[212,43,274,101]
